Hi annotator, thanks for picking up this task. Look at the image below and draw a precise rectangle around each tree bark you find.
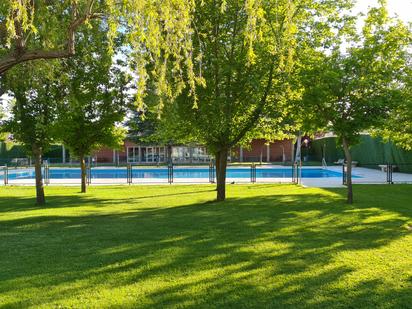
[342,137,353,204]
[32,145,45,205]
[215,148,228,202]
[80,155,87,193]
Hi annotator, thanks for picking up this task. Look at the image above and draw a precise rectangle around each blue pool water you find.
[2,167,356,180]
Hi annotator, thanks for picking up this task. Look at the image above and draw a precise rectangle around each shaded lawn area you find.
[0,184,411,308]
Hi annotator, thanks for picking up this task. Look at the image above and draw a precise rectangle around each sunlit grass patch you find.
[0,184,411,308]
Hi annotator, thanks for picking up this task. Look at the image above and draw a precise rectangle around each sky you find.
[353,0,412,22]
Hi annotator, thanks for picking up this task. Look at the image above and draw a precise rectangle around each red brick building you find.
[235,139,293,163]
[93,138,293,164]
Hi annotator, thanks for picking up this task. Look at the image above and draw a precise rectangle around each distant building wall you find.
[94,140,135,163]
[93,138,294,164]
[235,139,293,162]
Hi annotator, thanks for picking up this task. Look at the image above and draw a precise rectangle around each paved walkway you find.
[302,166,412,188]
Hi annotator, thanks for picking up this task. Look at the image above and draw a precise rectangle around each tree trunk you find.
[32,145,45,205]
[215,149,228,202]
[80,155,87,193]
[342,138,353,204]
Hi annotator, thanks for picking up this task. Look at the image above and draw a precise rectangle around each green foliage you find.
[0,60,62,154]
[0,141,63,163]
[53,23,128,158]
[1,0,80,51]
[0,141,25,162]
[106,0,200,108]
[301,3,411,146]
[125,109,160,144]
[154,0,354,154]
[1,1,200,108]
[378,61,412,150]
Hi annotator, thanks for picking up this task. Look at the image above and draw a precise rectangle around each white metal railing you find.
[322,158,328,169]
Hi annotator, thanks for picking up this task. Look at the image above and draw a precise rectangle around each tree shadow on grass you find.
[0,187,216,213]
[326,184,412,216]
[0,186,411,308]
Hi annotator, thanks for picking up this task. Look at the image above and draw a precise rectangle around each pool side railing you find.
[4,162,412,186]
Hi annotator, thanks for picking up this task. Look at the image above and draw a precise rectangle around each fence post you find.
[127,164,132,185]
[46,164,50,185]
[386,163,393,184]
[87,165,91,185]
[251,164,256,183]
[342,164,347,185]
[43,163,50,186]
[168,164,174,184]
[386,163,389,184]
[4,164,8,186]
[251,164,253,183]
[209,162,215,183]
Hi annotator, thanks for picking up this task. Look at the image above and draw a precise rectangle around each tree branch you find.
[0,0,100,75]
[228,57,277,148]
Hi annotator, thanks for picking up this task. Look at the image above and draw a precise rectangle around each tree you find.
[300,3,411,204]
[150,0,354,201]
[54,25,128,193]
[1,61,61,204]
[125,109,160,144]
[56,100,126,193]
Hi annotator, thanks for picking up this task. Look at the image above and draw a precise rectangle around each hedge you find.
[0,142,66,164]
[310,135,412,173]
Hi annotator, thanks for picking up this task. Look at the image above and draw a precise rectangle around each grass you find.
[0,184,411,308]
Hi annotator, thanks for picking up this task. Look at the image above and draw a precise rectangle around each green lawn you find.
[0,185,411,308]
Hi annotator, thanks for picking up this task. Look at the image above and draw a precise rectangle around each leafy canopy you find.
[53,22,129,158]
[1,60,62,153]
[154,0,355,153]
[300,2,411,145]
[0,0,199,105]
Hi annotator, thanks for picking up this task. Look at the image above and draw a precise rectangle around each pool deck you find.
[301,166,412,187]
[3,165,412,188]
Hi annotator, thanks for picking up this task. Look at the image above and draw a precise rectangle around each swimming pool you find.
[3,167,355,180]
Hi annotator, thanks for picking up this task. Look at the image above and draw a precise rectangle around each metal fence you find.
[341,162,412,185]
[0,163,301,186]
[209,162,215,183]
[382,163,411,184]
[2,162,412,187]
